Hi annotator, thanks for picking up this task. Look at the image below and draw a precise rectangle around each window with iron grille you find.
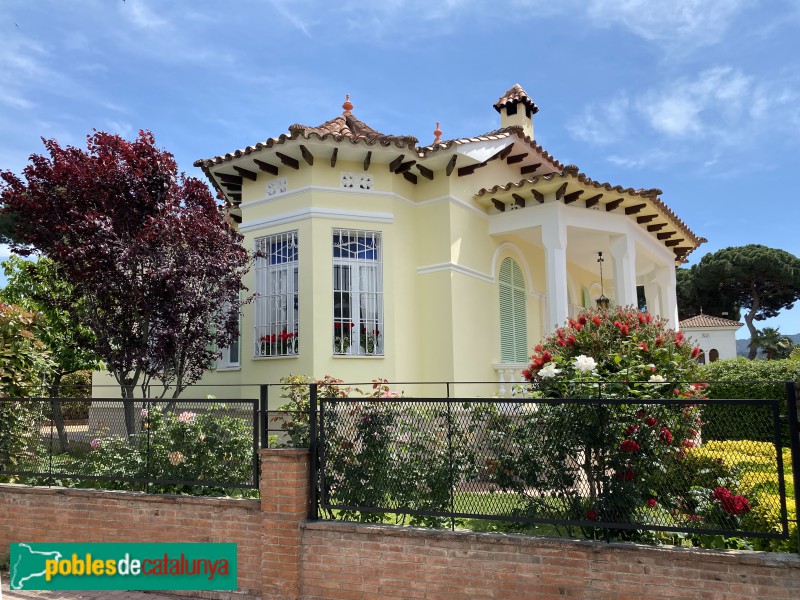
[254,231,299,357]
[216,301,241,369]
[333,229,383,356]
[499,257,527,362]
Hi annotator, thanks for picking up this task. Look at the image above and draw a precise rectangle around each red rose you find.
[574,323,583,332]
[645,417,657,427]
[521,369,532,380]
[586,509,598,521]
[639,342,648,352]
[646,314,653,324]
[676,331,684,342]
[647,498,657,508]
[535,345,543,352]
[592,316,602,326]
[541,351,552,362]
[655,337,664,347]
[566,335,576,346]
[621,324,629,335]
[620,439,640,453]
[682,440,695,448]
[636,410,646,418]
[638,314,646,325]
[624,425,640,436]
[615,467,636,481]
[691,347,701,358]
[659,427,672,444]
[578,316,587,325]
[557,338,567,346]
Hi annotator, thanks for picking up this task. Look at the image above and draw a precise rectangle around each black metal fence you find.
[303,381,800,548]
[0,397,260,495]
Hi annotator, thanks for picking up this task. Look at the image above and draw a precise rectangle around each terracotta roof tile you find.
[493,83,539,114]
[679,315,743,328]
[474,169,707,259]
[418,125,563,171]
[194,113,417,168]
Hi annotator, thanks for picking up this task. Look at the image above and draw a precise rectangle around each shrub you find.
[489,306,736,540]
[698,358,800,443]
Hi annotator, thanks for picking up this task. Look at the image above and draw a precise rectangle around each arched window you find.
[709,348,719,363]
[499,257,528,363]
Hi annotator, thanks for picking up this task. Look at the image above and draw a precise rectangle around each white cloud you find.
[567,96,631,144]
[586,0,753,50]
[124,1,169,31]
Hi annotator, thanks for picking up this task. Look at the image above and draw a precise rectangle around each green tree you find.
[689,245,800,359]
[0,303,54,468]
[749,327,794,360]
[1,256,102,448]
[676,266,740,321]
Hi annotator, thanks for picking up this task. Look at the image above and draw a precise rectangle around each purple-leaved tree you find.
[1,130,252,434]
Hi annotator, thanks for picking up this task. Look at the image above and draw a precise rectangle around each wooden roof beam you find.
[446,155,458,176]
[275,152,300,170]
[657,231,676,240]
[605,198,624,212]
[395,160,417,174]
[330,148,338,168]
[458,161,487,176]
[520,162,542,175]
[647,223,667,232]
[507,153,528,164]
[665,239,685,247]
[563,190,584,205]
[532,189,545,204]
[232,166,258,181]
[584,194,602,208]
[491,198,505,212]
[554,182,568,201]
[512,193,526,209]
[637,215,657,224]
[498,144,515,160]
[220,183,241,191]
[402,171,418,184]
[216,173,242,185]
[416,164,434,180]
[253,159,279,176]
[363,151,372,171]
[625,203,646,215]
[299,145,314,166]
[228,193,242,201]
[389,154,405,173]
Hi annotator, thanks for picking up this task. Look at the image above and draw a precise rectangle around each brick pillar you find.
[260,448,310,600]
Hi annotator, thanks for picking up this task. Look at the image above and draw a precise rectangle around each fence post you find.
[785,381,800,554]
[309,383,318,521]
[259,384,268,449]
[446,382,455,531]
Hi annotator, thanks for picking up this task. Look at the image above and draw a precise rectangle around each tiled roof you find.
[474,168,707,259]
[194,113,417,168]
[288,114,418,148]
[679,315,743,328]
[493,84,539,114]
[418,125,563,170]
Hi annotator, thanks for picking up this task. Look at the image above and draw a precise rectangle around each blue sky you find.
[1,0,799,337]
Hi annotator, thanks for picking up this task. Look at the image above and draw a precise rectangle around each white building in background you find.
[679,314,743,362]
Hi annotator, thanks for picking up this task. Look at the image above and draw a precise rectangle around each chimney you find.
[493,84,538,140]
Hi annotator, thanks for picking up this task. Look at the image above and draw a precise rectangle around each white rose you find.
[573,355,597,373]
[539,363,562,378]
[649,374,667,383]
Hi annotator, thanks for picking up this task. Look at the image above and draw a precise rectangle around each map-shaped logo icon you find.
[10,544,63,590]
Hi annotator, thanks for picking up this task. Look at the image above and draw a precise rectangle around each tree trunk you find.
[746,285,760,360]
[49,374,68,452]
[121,382,137,438]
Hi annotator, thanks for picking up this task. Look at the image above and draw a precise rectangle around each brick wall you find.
[302,521,800,600]
[0,485,263,598]
[4,449,800,600]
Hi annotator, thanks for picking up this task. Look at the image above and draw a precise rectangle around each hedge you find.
[698,358,800,443]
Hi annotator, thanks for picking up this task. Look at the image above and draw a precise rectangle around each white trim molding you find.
[416,262,494,284]
[491,242,537,296]
[240,208,394,233]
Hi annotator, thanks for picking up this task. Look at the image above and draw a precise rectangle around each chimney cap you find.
[493,83,539,115]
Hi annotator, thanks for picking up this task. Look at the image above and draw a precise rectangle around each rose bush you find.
[475,306,751,540]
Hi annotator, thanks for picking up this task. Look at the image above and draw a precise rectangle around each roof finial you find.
[342,93,353,115]
[433,121,442,144]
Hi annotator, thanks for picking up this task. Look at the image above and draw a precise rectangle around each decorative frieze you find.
[340,172,373,190]
[266,177,288,197]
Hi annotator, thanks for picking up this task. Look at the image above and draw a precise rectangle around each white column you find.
[542,221,569,332]
[609,235,637,307]
[655,265,679,329]
[643,280,661,316]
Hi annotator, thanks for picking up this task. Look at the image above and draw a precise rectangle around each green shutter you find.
[499,258,528,363]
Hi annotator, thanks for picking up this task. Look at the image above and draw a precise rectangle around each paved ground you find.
[1,579,189,599]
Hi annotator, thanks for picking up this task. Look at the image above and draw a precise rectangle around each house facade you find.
[679,314,742,362]
[169,85,704,398]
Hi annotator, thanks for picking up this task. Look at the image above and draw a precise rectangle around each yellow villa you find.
[185,84,704,397]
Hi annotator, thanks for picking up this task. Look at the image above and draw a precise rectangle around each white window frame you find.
[332,229,383,356]
[254,231,299,358]
[216,302,241,370]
